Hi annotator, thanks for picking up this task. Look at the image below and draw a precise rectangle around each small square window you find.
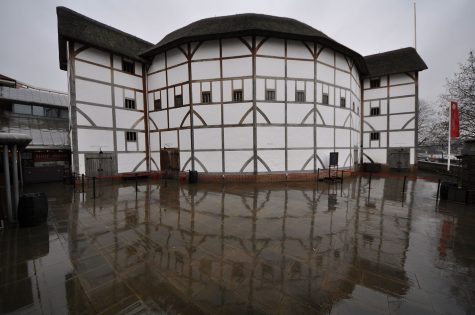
[370,132,380,141]
[352,102,355,111]
[122,59,135,74]
[322,93,329,105]
[370,78,380,88]
[296,91,305,102]
[265,90,276,101]
[124,98,136,109]
[370,107,380,116]
[201,91,211,104]
[154,99,162,111]
[126,131,137,142]
[340,97,346,108]
[233,90,243,102]
[175,95,183,107]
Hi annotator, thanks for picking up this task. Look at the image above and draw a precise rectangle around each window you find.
[45,107,59,118]
[370,78,380,88]
[201,91,211,104]
[340,97,346,108]
[154,99,162,111]
[352,102,355,111]
[370,132,380,141]
[124,98,136,109]
[13,104,31,115]
[296,91,305,102]
[122,59,135,74]
[233,90,243,102]
[370,107,380,116]
[126,131,137,142]
[265,89,276,101]
[60,109,69,119]
[322,93,329,105]
[175,94,183,107]
[32,106,44,116]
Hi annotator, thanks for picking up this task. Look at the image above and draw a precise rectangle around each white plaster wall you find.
[257,127,285,148]
[223,103,252,125]
[288,127,313,148]
[336,129,350,148]
[76,79,111,105]
[317,64,334,84]
[287,40,313,59]
[390,73,414,85]
[389,131,414,147]
[225,151,253,172]
[149,53,165,73]
[77,129,113,151]
[390,97,415,114]
[288,60,313,79]
[192,61,220,80]
[364,116,386,131]
[224,127,253,149]
[334,108,349,127]
[161,130,178,148]
[167,48,187,67]
[288,149,313,171]
[117,153,146,173]
[318,106,334,125]
[78,153,85,174]
[115,109,144,130]
[258,150,285,172]
[257,38,285,57]
[168,107,189,129]
[318,48,334,65]
[335,53,350,72]
[316,127,334,148]
[179,129,191,151]
[194,105,221,125]
[335,70,350,88]
[75,60,110,83]
[114,71,142,89]
[195,151,222,172]
[256,57,285,77]
[390,114,414,130]
[223,57,252,77]
[287,104,313,124]
[148,71,166,90]
[364,88,387,100]
[390,84,415,97]
[365,149,387,164]
[77,104,112,127]
[222,38,251,57]
[149,111,167,130]
[194,128,221,150]
[76,48,110,67]
[150,132,160,151]
[193,40,220,60]
[257,103,285,124]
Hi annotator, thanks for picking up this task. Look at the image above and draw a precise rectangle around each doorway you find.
[160,148,180,179]
[85,153,115,177]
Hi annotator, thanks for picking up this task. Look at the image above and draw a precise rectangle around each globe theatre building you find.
[56,7,427,178]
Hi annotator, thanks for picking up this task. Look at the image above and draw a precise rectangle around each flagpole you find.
[448,101,451,171]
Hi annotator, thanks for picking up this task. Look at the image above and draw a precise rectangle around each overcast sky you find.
[0,0,474,105]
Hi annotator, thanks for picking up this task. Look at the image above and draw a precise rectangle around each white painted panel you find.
[169,107,189,129]
[288,127,313,148]
[318,48,334,65]
[287,60,313,79]
[389,131,414,147]
[223,81,232,102]
[222,38,251,57]
[318,106,334,125]
[116,109,144,130]
[288,149,314,171]
[179,129,191,150]
[160,90,168,108]
[317,64,334,84]
[257,126,284,148]
[77,129,113,151]
[195,151,222,172]
[192,83,200,104]
[76,111,93,127]
[75,60,110,83]
[335,53,350,71]
[194,128,222,150]
[390,84,415,97]
[113,55,121,70]
[316,127,334,147]
[148,71,166,90]
[223,103,252,124]
[118,153,145,173]
[192,60,220,80]
[390,73,414,85]
[193,40,219,59]
[257,38,284,57]
[390,114,414,130]
[256,57,285,77]
[335,70,350,88]
[287,80,295,101]
[223,57,252,77]
[244,79,253,101]
[150,110,167,130]
[258,150,285,172]
[136,92,144,110]
[257,103,284,124]
[78,153,85,174]
[224,127,253,149]
[364,116,386,131]
[364,149,387,164]
[114,87,124,108]
[77,103,112,127]
[256,79,265,100]
[212,81,220,103]
[135,62,142,76]
[287,103,313,124]
[306,81,314,102]
[380,132,387,147]
[167,64,188,86]
[76,47,110,67]
[225,151,253,172]
[150,152,160,170]
[161,130,178,148]
[167,48,187,67]
[150,132,160,151]
[149,53,165,73]
[180,151,191,170]
[335,129,350,147]
[114,71,142,89]
[364,88,387,100]
[287,40,313,59]
[76,79,111,105]
[334,108,349,127]
[194,104,221,125]
[390,97,415,114]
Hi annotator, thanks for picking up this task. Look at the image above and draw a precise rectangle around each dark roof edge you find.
[363,47,428,77]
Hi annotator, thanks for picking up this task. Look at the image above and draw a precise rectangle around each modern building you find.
[56,7,427,178]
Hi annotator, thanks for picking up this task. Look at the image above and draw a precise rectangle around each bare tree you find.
[418,99,446,146]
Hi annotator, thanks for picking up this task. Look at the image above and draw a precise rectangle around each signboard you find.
[329,152,339,167]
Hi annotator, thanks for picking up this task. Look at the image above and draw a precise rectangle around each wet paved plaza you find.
[1,176,474,314]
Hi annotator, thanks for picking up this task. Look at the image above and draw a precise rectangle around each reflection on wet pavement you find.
[1,176,474,314]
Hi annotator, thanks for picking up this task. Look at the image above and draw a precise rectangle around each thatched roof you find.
[364,47,427,77]
[140,13,369,74]
[56,7,153,70]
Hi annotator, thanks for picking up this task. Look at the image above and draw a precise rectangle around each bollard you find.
[436,179,441,201]
[135,173,138,190]
[402,176,407,193]
[341,170,344,184]
[93,176,96,199]
[81,174,85,193]
[369,174,372,190]
[317,168,320,181]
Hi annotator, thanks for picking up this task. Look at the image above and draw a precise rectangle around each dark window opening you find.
[370,132,380,141]
[370,78,381,88]
[322,93,329,105]
[154,99,162,111]
[201,91,211,104]
[296,91,305,102]
[370,107,380,116]
[124,98,136,109]
[233,90,243,102]
[265,89,276,101]
[122,59,135,74]
[175,95,183,107]
[126,131,137,142]
[340,97,346,108]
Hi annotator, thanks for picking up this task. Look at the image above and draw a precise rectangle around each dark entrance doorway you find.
[160,148,180,179]
[85,153,115,177]
[388,148,410,170]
